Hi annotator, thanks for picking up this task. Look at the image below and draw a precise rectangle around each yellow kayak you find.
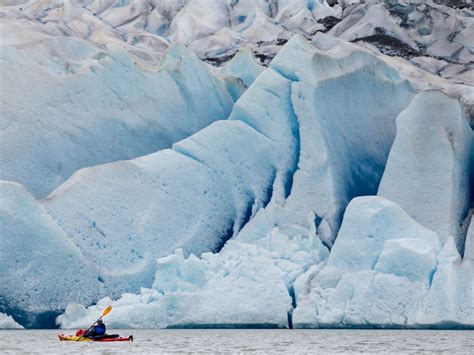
[58,334,133,342]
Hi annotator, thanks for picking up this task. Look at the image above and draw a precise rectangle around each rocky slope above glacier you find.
[1,0,473,80]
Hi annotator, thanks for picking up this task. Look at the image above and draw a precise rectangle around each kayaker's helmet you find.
[97,319,104,325]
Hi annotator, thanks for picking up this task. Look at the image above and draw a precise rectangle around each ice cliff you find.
[58,36,473,329]
[0,39,233,198]
[1,0,473,329]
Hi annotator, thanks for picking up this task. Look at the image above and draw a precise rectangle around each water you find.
[0,329,473,354]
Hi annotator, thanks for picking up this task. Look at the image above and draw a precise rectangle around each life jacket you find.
[94,324,106,335]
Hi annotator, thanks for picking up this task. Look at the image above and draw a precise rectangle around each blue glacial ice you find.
[292,90,473,328]
[58,243,294,329]
[46,37,323,306]
[0,181,103,327]
[61,35,461,330]
[416,236,474,327]
[233,33,415,248]
[0,41,233,198]
[292,196,444,327]
[378,90,473,254]
[43,118,286,298]
[1,0,473,331]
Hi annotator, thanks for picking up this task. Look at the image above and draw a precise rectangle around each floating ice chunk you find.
[0,181,102,328]
[0,313,23,330]
[378,91,473,252]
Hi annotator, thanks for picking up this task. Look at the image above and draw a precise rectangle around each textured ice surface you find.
[416,237,474,327]
[378,91,473,253]
[220,49,264,88]
[292,196,447,328]
[0,41,232,197]
[234,33,415,247]
[57,213,329,329]
[0,313,23,329]
[57,35,430,330]
[465,213,474,261]
[291,91,473,328]
[0,181,102,327]
[2,1,474,329]
[43,118,288,298]
[58,243,294,329]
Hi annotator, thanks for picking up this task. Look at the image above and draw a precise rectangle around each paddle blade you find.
[101,306,112,318]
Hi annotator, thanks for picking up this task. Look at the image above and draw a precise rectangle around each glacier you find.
[1,0,473,329]
[57,35,473,330]
[55,33,416,328]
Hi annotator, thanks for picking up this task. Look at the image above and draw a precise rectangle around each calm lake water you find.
[0,329,473,354]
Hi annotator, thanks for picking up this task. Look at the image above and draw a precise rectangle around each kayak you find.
[58,334,133,342]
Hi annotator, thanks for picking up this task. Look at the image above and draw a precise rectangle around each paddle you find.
[77,306,112,341]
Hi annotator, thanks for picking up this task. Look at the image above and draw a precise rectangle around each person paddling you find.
[84,318,106,339]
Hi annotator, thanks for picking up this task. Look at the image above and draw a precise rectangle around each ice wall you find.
[416,237,474,327]
[57,34,424,330]
[0,40,233,198]
[293,196,443,327]
[235,33,415,247]
[42,59,304,298]
[0,181,102,328]
[293,91,474,328]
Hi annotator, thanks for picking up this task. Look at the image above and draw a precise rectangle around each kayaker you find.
[84,319,106,339]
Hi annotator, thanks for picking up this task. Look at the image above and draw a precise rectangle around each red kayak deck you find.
[93,336,132,342]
